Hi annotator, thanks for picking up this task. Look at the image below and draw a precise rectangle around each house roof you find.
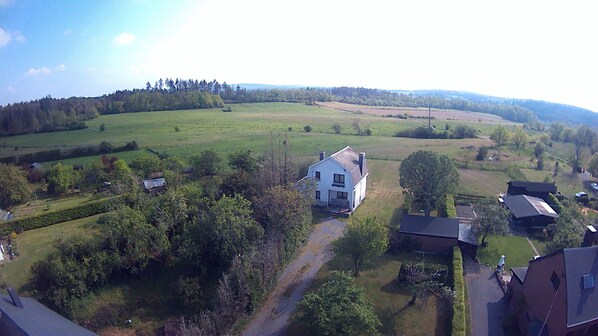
[399,214,460,239]
[143,177,166,190]
[563,246,598,327]
[508,181,557,193]
[511,266,528,283]
[503,195,558,219]
[0,292,97,335]
[327,146,368,186]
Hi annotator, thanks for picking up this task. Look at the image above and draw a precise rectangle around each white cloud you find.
[81,67,96,73]
[55,64,66,71]
[14,33,25,42]
[63,29,72,36]
[6,85,16,92]
[112,32,135,46]
[24,67,52,77]
[0,0,14,7]
[0,27,10,47]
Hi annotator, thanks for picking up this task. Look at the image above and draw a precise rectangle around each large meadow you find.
[1,102,588,334]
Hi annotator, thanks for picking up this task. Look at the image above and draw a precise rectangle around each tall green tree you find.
[47,162,76,194]
[512,129,529,149]
[297,271,381,336]
[588,153,598,178]
[471,201,510,245]
[333,217,388,276]
[490,125,510,147]
[190,149,221,177]
[399,150,459,216]
[130,154,162,178]
[0,163,30,206]
[548,203,591,251]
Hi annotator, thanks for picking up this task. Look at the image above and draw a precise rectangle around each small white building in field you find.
[305,146,368,212]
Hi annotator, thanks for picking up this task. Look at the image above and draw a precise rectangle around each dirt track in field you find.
[318,101,506,122]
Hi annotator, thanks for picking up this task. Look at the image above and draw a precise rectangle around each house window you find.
[315,190,320,200]
[550,272,560,291]
[337,191,348,199]
[315,171,320,180]
[333,174,345,185]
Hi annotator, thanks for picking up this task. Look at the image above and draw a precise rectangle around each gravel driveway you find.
[240,218,346,336]
[464,257,507,336]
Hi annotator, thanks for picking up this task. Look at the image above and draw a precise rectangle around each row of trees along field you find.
[1,77,554,136]
[25,136,317,334]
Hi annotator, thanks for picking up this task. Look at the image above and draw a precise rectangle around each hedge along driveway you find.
[1,196,122,236]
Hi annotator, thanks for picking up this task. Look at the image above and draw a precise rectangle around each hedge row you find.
[1,196,121,236]
[451,246,466,336]
[402,194,413,214]
[547,193,563,213]
[438,194,457,218]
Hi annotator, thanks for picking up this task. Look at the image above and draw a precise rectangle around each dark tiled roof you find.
[508,181,557,193]
[329,146,368,186]
[563,246,598,327]
[399,214,459,239]
[503,195,559,219]
[0,294,97,335]
[511,267,528,283]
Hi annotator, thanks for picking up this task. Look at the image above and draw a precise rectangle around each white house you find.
[305,146,368,212]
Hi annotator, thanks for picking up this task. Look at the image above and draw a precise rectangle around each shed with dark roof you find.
[503,194,558,229]
[398,215,477,254]
[507,181,557,201]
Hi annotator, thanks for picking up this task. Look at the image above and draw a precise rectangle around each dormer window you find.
[582,274,595,290]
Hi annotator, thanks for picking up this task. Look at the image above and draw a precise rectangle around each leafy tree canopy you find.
[297,271,381,336]
[0,163,30,206]
[334,216,388,276]
[548,203,591,251]
[471,201,510,245]
[399,150,459,216]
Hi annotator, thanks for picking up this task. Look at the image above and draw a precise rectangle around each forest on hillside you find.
[2,78,593,136]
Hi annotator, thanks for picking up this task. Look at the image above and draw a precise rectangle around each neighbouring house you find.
[506,226,598,336]
[503,194,558,229]
[143,177,167,194]
[397,214,478,255]
[304,147,368,212]
[507,181,557,202]
[0,287,97,336]
[29,162,43,171]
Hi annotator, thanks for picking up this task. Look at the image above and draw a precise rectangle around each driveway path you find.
[464,257,506,336]
[241,218,346,336]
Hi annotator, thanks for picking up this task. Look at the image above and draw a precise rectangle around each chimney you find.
[7,287,24,308]
[319,151,326,161]
[359,152,365,175]
[582,225,598,247]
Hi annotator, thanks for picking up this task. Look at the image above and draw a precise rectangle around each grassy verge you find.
[1,214,106,294]
[10,191,109,218]
[477,235,536,269]
[288,253,451,336]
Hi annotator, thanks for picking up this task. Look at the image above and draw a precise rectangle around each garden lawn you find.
[353,159,403,228]
[10,191,109,218]
[476,235,537,270]
[1,214,106,294]
[288,253,451,336]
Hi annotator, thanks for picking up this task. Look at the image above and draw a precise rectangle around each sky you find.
[1,0,598,112]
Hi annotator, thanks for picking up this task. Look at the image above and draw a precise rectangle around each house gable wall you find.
[308,158,355,209]
[519,253,567,336]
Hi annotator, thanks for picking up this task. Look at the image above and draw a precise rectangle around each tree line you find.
[2,77,555,137]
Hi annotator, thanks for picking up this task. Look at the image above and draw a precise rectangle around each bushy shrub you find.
[476,146,488,161]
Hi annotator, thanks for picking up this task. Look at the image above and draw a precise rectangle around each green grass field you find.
[10,191,109,218]
[288,253,451,336]
[476,235,537,269]
[1,214,106,293]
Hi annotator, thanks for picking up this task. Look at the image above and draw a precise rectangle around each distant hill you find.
[396,89,598,126]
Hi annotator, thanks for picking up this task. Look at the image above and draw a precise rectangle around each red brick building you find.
[506,227,598,336]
